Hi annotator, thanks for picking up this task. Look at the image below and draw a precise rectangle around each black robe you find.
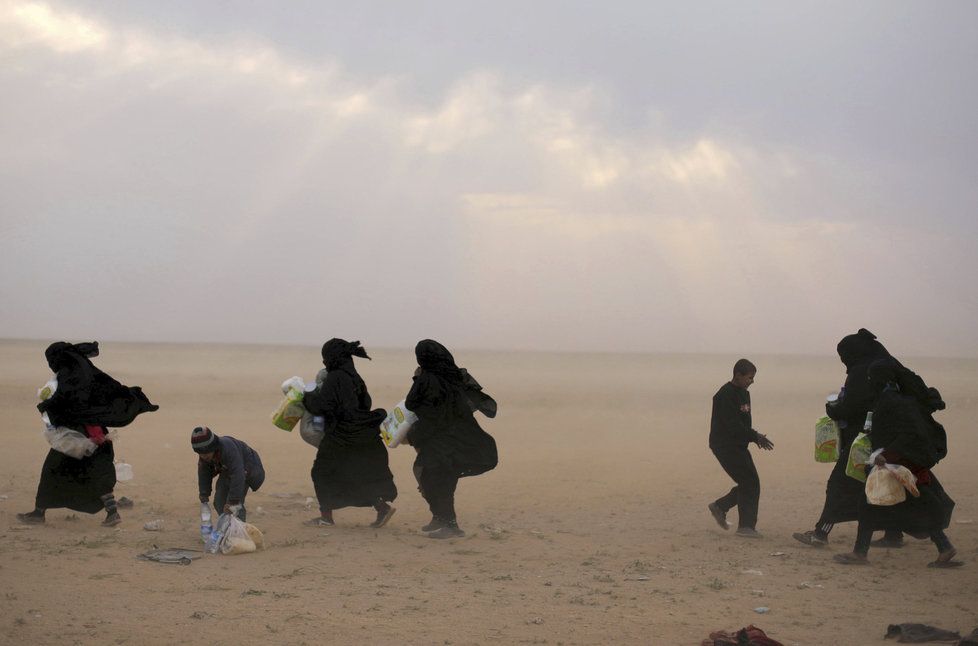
[38,342,159,428]
[819,330,895,524]
[34,434,116,513]
[406,370,498,478]
[305,360,396,509]
[857,389,954,536]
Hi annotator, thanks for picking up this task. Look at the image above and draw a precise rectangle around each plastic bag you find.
[298,410,324,447]
[38,377,58,401]
[865,464,920,506]
[220,515,257,555]
[845,432,872,482]
[271,377,306,431]
[814,416,840,463]
[44,426,97,459]
[243,522,265,550]
[380,400,418,448]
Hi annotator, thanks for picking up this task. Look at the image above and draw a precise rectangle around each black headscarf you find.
[415,339,464,383]
[38,341,159,428]
[322,338,370,371]
[837,328,891,371]
[414,340,497,418]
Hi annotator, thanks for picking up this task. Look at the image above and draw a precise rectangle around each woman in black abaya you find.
[834,361,959,567]
[405,340,497,539]
[304,339,397,528]
[794,328,904,548]
[18,341,159,526]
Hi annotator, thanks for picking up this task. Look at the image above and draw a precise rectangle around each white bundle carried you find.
[380,400,418,448]
[865,462,920,506]
[38,376,99,459]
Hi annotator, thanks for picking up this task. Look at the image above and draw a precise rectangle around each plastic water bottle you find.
[200,503,212,545]
[863,411,873,432]
[207,513,230,554]
[114,462,134,482]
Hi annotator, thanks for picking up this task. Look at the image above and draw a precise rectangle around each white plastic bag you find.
[43,426,98,459]
[220,515,257,555]
[271,376,306,431]
[380,400,418,448]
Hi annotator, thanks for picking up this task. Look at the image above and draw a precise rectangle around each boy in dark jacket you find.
[191,426,265,521]
[707,359,774,538]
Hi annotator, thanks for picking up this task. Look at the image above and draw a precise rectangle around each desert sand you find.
[0,340,975,645]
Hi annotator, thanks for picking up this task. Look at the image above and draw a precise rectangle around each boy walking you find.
[708,359,774,538]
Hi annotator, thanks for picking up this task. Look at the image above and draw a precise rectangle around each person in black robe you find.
[794,329,904,548]
[18,341,159,526]
[404,340,498,539]
[707,359,774,538]
[834,361,959,567]
[303,339,397,528]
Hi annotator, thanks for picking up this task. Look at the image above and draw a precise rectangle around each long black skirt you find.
[311,435,396,511]
[857,473,955,538]
[817,442,865,524]
[34,442,116,513]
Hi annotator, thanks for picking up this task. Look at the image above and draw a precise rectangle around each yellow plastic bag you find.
[845,432,872,482]
[271,389,304,431]
[814,416,840,463]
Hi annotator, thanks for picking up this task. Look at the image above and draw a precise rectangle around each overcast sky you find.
[2,1,976,356]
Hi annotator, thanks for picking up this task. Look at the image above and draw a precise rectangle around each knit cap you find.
[190,426,218,453]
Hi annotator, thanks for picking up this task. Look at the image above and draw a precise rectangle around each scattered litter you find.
[143,519,164,531]
[137,548,202,565]
[254,506,265,515]
[750,589,765,596]
[956,519,974,525]
[304,497,315,508]
[797,581,824,589]
[117,497,134,509]
[11,526,32,531]
[527,617,544,625]
[268,492,305,499]
[627,575,651,581]
[0,494,9,501]
[741,569,764,576]
[769,551,787,557]
[753,607,769,614]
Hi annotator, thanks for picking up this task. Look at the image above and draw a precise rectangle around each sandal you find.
[303,516,334,527]
[833,552,869,566]
[928,547,964,568]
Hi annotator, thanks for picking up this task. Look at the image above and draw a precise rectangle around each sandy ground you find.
[0,340,976,645]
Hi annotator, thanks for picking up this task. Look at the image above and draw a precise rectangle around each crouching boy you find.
[191,426,265,520]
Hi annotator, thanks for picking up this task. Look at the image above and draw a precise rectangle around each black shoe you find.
[16,511,45,525]
[793,530,828,547]
[421,517,448,532]
[735,527,763,539]
[708,502,730,530]
[101,511,122,527]
[116,497,134,509]
[370,504,396,528]
[428,525,465,539]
